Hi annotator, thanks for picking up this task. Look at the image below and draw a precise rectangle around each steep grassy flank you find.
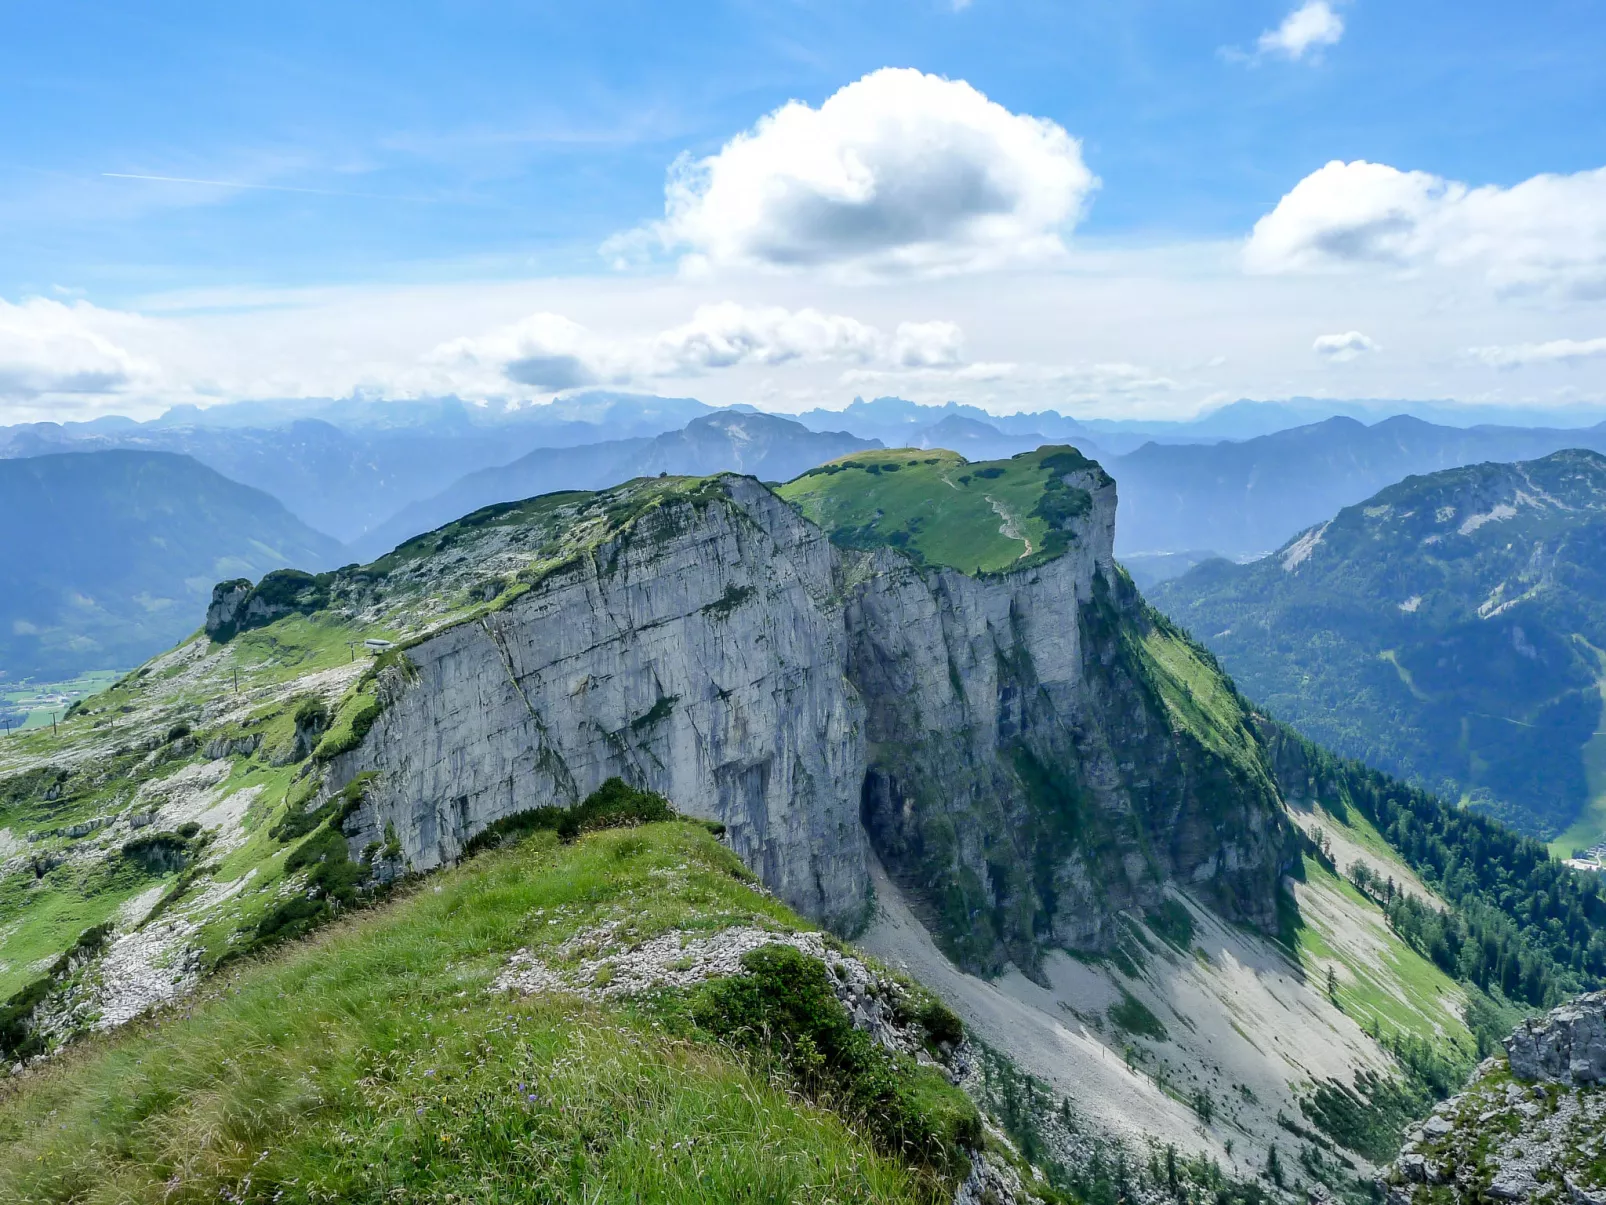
[1262,725,1606,1016]
[776,445,1104,575]
[1291,856,1472,1053]
[1136,614,1268,774]
[0,822,964,1205]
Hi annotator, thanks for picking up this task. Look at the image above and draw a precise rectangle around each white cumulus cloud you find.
[1245,159,1606,296]
[647,304,882,374]
[612,67,1096,278]
[1313,330,1378,361]
[424,303,970,398]
[1257,2,1345,61]
[1467,336,1606,369]
[429,312,607,393]
[890,320,965,368]
[0,298,160,402]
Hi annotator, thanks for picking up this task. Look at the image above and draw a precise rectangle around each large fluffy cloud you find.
[1245,159,1606,296]
[613,67,1096,278]
[425,303,966,397]
[1257,2,1344,61]
[0,298,158,402]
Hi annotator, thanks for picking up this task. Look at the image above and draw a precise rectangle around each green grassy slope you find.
[0,821,970,1205]
[776,445,1105,575]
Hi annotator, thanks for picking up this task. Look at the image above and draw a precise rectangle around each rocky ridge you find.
[1385,991,1606,1203]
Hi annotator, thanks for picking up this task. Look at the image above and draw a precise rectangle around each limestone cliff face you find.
[333,478,872,932]
[330,469,1292,967]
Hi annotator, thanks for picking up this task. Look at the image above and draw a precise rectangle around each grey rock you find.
[1507,990,1606,1085]
[1488,1167,1540,1200]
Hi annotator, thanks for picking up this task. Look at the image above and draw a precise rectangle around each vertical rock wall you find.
[336,478,872,932]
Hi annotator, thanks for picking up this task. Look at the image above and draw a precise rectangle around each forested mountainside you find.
[4,445,1606,1204]
[1111,415,1606,560]
[0,450,342,681]
[1153,450,1606,846]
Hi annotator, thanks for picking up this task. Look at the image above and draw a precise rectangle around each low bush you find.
[121,831,193,874]
[917,998,964,1049]
[462,777,675,856]
[690,943,981,1176]
[1108,989,1168,1041]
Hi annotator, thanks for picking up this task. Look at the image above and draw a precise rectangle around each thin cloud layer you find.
[1468,336,1606,368]
[1245,159,1606,296]
[1257,2,1345,61]
[612,67,1096,278]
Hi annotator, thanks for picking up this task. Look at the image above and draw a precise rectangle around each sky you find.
[4,0,1606,423]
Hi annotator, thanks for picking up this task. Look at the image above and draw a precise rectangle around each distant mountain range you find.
[0,393,714,543]
[1151,450,1606,845]
[347,411,877,561]
[0,451,341,681]
[15,391,1606,616]
[1108,415,1606,560]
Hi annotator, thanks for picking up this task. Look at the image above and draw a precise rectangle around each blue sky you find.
[4,1,1606,420]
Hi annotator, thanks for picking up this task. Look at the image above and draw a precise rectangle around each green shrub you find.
[311,691,384,762]
[690,944,981,1176]
[1145,898,1196,949]
[1108,989,1168,1041]
[917,998,964,1049]
[270,775,331,842]
[0,977,51,1060]
[121,831,192,874]
[462,778,675,857]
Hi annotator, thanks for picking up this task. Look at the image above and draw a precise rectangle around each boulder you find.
[1506,990,1606,1085]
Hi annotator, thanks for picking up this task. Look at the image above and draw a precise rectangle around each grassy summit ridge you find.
[776,445,1105,575]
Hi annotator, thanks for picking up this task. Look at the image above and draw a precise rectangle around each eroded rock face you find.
[1507,990,1606,1085]
[330,472,1291,956]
